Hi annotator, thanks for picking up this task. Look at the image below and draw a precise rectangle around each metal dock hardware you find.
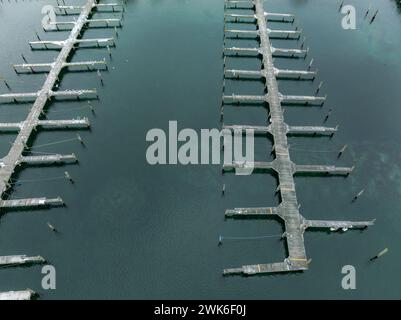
[222,0,374,276]
[0,0,125,299]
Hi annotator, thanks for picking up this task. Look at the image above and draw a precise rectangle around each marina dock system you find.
[222,0,374,275]
[0,0,125,297]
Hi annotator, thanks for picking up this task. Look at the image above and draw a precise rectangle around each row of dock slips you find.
[0,255,45,268]
[224,12,295,23]
[224,206,375,231]
[28,37,116,50]
[225,27,302,40]
[225,67,317,81]
[223,124,338,136]
[0,289,36,300]
[220,0,374,277]
[222,0,315,275]
[54,2,125,15]
[0,0,126,298]
[0,89,97,104]
[223,93,326,106]
[224,45,308,58]
[46,18,122,31]
[0,118,90,132]
[222,160,354,176]
[13,59,108,74]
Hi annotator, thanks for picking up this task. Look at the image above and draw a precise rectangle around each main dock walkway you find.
[0,0,124,297]
[222,0,374,275]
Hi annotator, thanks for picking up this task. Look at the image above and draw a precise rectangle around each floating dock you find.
[222,0,374,275]
[0,255,45,268]
[0,0,125,294]
[0,0,123,211]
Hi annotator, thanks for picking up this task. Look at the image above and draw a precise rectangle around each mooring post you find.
[64,171,74,183]
[76,133,85,145]
[97,69,104,86]
[338,144,347,157]
[47,222,57,232]
[88,101,95,114]
[3,80,11,90]
[308,58,314,70]
[370,10,379,24]
[339,0,344,11]
[370,248,388,261]
[300,36,305,49]
[364,5,371,19]
[21,53,27,63]
[353,189,364,201]
[315,81,323,95]
[324,108,332,122]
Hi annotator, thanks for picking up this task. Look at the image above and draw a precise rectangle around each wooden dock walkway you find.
[222,0,374,275]
[0,0,122,211]
[0,255,45,268]
[0,0,125,296]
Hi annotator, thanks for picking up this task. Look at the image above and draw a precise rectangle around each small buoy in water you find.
[370,248,388,261]
[47,222,57,232]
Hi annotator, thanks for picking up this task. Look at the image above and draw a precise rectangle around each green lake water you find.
[0,0,400,299]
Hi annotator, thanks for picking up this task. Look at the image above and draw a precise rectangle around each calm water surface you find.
[0,0,400,299]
